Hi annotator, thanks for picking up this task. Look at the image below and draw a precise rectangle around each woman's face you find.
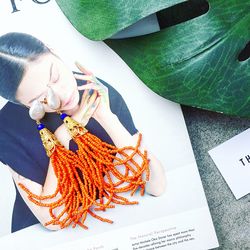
[16,52,80,113]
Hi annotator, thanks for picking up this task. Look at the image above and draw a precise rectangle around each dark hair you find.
[0,32,50,104]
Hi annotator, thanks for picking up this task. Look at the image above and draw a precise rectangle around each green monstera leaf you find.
[56,0,250,117]
[55,0,183,40]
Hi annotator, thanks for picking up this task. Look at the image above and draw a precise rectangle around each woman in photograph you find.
[0,32,166,233]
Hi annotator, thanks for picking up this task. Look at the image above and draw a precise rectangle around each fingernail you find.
[75,60,80,65]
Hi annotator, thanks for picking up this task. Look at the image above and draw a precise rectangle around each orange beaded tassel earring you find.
[18,100,114,229]
[46,87,147,210]
[49,88,151,209]
[60,112,150,210]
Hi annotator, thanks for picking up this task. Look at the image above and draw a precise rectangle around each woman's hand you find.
[72,62,166,197]
[71,88,101,127]
[73,61,112,123]
[55,88,101,149]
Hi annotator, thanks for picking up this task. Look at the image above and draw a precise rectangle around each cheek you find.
[69,73,78,89]
[55,80,73,99]
[62,73,77,91]
[52,71,78,108]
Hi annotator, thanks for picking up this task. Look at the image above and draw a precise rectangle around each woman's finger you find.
[79,89,90,109]
[75,75,108,93]
[74,61,93,75]
[77,83,97,91]
[77,84,103,93]
[85,96,101,117]
[79,95,100,126]
[80,90,97,111]
[74,74,94,81]
[88,90,98,106]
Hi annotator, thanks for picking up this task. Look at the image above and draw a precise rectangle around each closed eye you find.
[52,73,60,83]
[51,64,60,83]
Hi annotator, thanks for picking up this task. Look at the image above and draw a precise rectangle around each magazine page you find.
[0,1,218,249]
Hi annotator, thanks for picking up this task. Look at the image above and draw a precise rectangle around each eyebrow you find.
[28,62,53,104]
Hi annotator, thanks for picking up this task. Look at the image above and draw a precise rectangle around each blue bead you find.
[60,113,68,120]
[37,123,45,130]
